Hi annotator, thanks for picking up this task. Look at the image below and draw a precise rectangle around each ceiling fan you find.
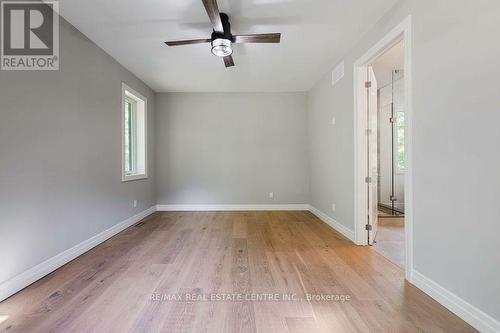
[164,0,281,68]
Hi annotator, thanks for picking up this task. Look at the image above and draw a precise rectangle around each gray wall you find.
[0,18,156,286]
[308,71,355,229]
[307,0,500,321]
[155,93,309,205]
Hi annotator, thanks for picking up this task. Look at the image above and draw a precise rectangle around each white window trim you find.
[121,83,148,182]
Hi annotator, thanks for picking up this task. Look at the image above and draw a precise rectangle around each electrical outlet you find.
[331,117,336,126]
[133,200,137,208]
[269,192,274,199]
[332,203,336,212]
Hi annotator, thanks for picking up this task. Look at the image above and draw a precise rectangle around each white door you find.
[367,66,378,244]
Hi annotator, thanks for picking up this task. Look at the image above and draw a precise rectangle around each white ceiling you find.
[60,0,399,92]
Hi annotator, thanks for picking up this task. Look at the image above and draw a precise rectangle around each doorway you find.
[372,41,405,267]
[353,17,413,280]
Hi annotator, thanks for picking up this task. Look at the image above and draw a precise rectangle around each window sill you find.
[122,174,148,182]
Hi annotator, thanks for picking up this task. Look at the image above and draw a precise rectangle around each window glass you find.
[396,111,405,171]
[124,99,135,174]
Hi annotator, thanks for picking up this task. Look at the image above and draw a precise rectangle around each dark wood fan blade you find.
[223,55,235,68]
[164,39,211,46]
[201,0,224,33]
[233,33,281,44]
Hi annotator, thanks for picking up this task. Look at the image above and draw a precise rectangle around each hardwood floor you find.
[0,211,476,332]
[373,217,405,268]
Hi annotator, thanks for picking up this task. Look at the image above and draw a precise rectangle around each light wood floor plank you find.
[0,211,476,333]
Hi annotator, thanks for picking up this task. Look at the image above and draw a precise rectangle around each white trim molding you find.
[156,204,310,212]
[353,15,414,282]
[412,270,500,333]
[121,82,148,183]
[0,206,156,302]
[308,206,355,242]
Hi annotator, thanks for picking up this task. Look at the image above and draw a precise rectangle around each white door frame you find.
[353,16,413,281]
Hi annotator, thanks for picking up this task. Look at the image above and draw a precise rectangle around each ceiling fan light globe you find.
[211,38,233,57]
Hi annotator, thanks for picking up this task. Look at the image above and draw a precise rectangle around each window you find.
[122,83,147,181]
[395,111,405,172]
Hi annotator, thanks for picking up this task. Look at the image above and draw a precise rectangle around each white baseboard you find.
[156,204,310,212]
[0,206,157,302]
[308,206,355,242]
[412,270,500,333]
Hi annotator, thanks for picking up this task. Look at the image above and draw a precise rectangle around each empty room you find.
[0,0,499,332]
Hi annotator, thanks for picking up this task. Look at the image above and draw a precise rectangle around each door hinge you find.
[365,224,372,231]
[365,81,372,88]
[365,177,372,183]
[389,117,396,123]
[365,128,372,135]
[390,195,398,201]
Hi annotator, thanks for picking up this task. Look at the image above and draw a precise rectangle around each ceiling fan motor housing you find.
[211,13,233,42]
